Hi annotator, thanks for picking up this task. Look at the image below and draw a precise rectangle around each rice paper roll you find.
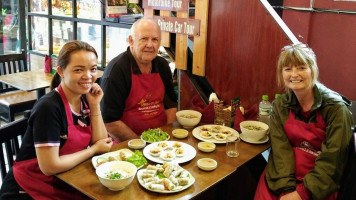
[179,170,189,178]
[148,183,165,191]
[171,168,185,177]
[141,172,154,179]
[177,177,189,186]
[157,167,165,173]
[143,177,155,184]
[169,175,179,185]
[163,165,174,178]
[146,165,158,170]
[145,169,157,174]
[163,178,175,191]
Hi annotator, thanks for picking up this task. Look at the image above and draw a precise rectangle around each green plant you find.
[1,8,6,16]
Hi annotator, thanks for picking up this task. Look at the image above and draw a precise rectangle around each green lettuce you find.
[126,150,147,168]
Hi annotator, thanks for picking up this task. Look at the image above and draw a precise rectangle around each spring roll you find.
[148,183,165,191]
[169,175,179,185]
[141,173,154,179]
[163,178,175,191]
[145,169,157,174]
[157,167,165,173]
[177,177,189,186]
[163,165,174,178]
[171,168,185,177]
[179,170,189,178]
[143,177,155,184]
[146,165,158,170]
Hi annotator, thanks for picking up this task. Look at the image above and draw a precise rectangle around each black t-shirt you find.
[100,47,178,124]
[16,90,90,162]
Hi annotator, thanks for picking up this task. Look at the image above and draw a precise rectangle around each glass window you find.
[77,0,101,20]
[30,0,48,13]
[77,22,102,65]
[53,20,73,55]
[106,26,130,65]
[1,0,20,54]
[52,0,73,16]
[31,16,48,53]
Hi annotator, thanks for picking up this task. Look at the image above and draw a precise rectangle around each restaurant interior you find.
[0,0,356,199]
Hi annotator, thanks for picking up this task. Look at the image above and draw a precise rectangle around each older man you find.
[100,18,177,142]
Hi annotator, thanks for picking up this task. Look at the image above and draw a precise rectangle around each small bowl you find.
[174,148,185,157]
[198,142,216,153]
[96,161,137,191]
[157,142,169,148]
[172,142,183,148]
[214,133,227,141]
[128,139,146,150]
[240,121,269,142]
[160,151,176,161]
[176,110,202,129]
[172,129,189,139]
[197,158,217,171]
[200,131,213,139]
[149,147,162,157]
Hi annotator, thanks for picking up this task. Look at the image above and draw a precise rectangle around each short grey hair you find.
[130,18,161,40]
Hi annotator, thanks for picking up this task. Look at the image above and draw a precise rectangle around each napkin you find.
[190,94,215,124]
[233,104,258,131]
[44,55,52,73]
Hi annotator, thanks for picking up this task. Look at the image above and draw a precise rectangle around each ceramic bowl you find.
[96,161,137,191]
[198,142,216,153]
[176,110,202,129]
[197,158,217,171]
[240,121,269,142]
[128,139,146,150]
[172,129,189,139]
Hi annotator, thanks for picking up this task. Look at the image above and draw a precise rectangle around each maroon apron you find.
[13,85,91,200]
[120,66,167,136]
[255,110,337,200]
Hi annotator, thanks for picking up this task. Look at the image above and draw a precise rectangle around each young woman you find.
[254,43,353,200]
[0,41,113,200]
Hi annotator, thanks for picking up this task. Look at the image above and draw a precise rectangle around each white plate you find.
[192,125,239,144]
[240,134,269,144]
[143,141,196,164]
[137,167,195,193]
[92,149,145,169]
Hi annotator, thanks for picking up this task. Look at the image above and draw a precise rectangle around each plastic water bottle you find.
[258,95,272,125]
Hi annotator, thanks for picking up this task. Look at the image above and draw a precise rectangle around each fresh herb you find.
[108,172,121,179]
[156,172,165,179]
[141,128,169,143]
[126,150,147,168]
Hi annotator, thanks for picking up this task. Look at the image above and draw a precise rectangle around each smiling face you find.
[57,50,98,97]
[282,64,313,92]
[129,20,161,65]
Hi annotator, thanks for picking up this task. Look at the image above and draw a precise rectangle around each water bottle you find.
[258,95,272,125]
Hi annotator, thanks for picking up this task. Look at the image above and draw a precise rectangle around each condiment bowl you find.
[197,158,217,171]
[172,129,189,139]
[198,142,216,153]
[176,110,202,129]
[96,161,137,191]
[128,139,146,150]
[240,121,269,142]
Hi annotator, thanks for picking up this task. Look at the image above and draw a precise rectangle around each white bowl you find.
[240,121,269,142]
[198,142,216,153]
[200,131,213,139]
[128,139,146,150]
[149,147,162,157]
[214,133,227,141]
[96,161,137,191]
[160,151,176,161]
[172,129,189,139]
[197,158,217,171]
[176,110,202,129]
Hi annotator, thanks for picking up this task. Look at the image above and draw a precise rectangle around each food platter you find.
[137,163,195,193]
[192,125,239,144]
[92,149,146,169]
[240,134,269,144]
[143,141,196,164]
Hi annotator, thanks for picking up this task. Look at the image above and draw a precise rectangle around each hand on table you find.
[91,138,113,155]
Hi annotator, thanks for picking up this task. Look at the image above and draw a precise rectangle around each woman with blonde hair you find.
[254,43,353,200]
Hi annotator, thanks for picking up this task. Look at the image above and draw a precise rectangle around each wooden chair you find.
[0,110,30,181]
[0,50,37,122]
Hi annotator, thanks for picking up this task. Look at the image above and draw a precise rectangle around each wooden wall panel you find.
[203,0,289,109]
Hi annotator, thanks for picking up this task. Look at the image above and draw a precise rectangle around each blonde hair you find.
[276,43,319,91]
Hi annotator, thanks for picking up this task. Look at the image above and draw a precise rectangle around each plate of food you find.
[137,162,195,193]
[141,128,170,143]
[192,125,239,144]
[92,149,147,169]
[143,141,196,164]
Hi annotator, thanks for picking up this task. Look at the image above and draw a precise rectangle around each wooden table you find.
[0,69,104,99]
[57,122,269,200]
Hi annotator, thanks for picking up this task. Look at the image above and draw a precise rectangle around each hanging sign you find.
[143,0,189,11]
[153,16,200,36]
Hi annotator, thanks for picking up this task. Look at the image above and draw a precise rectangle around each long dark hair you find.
[50,41,98,90]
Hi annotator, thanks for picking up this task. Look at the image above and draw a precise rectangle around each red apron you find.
[255,110,337,200]
[13,85,91,200]
[120,66,167,136]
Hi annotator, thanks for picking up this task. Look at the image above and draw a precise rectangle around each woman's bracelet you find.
[91,113,102,117]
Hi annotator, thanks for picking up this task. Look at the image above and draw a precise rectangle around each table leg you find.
[36,89,46,99]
